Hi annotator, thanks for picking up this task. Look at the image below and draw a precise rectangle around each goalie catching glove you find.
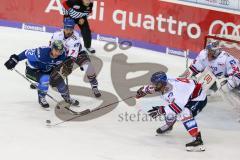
[220,73,240,92]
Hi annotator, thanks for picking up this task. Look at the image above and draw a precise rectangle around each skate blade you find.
[186,145,205,152]
[41,107,50,111]
[155,130,172,136]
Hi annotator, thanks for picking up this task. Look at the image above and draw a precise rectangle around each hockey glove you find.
[61,58,74,77]
[136,87,147,99]
[4,54,19,70]
[221,75,239,92]
[148,106,165,119]
[50,68,64,87]
[75,50,90,67]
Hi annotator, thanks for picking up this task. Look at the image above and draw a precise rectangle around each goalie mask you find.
[206,40,221,58]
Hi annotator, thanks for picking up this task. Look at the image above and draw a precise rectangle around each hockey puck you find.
[46,120,51,124]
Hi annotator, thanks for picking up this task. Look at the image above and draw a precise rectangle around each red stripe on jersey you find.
[169,103,182,114]
[191,83,202,99]
[62,1,70,10]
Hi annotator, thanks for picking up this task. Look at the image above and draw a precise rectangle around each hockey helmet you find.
[63,18,75,29]
[206,40,221,57]
[51,40,65,55]
[151,71,168,86]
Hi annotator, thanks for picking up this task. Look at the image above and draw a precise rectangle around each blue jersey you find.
[18,47,67,72]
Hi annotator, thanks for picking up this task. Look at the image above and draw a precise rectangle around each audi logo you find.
[208,20,240,37]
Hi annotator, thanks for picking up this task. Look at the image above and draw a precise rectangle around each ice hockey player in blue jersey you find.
[4,40,79,108]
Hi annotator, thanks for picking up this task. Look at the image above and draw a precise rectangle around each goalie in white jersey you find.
[50,18,101,97]
[136,72,207,152]
[181,40,240,94]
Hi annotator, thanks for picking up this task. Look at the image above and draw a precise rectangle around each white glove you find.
[228,76,238,89]
[216,77,228,89]
[221,76,237,92]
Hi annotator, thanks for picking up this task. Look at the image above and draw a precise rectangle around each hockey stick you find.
[13,68,71,109]
[47,96,135,127]
[62,76,82,114]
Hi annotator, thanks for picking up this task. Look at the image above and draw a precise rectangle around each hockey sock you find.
[182,117,199,137]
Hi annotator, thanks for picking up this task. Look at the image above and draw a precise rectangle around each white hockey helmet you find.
[206,40,221,58]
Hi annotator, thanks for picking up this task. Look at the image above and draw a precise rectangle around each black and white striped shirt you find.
[62,0,93,19]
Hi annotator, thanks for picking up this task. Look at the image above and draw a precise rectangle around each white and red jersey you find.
[190,49,240,78]
[50,30,81,58]
[142,78,206,114]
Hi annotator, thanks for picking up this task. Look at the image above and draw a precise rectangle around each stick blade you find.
[57,101,71,109]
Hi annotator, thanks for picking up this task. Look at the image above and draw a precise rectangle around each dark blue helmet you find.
[63,18,75,29]
[151,72,168,86]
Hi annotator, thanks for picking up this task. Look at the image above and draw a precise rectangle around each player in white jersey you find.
[181,40,240,93]
[51,18,101,97]
[136,72,207,152]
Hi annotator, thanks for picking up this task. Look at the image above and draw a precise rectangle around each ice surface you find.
[0,27,240,160]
